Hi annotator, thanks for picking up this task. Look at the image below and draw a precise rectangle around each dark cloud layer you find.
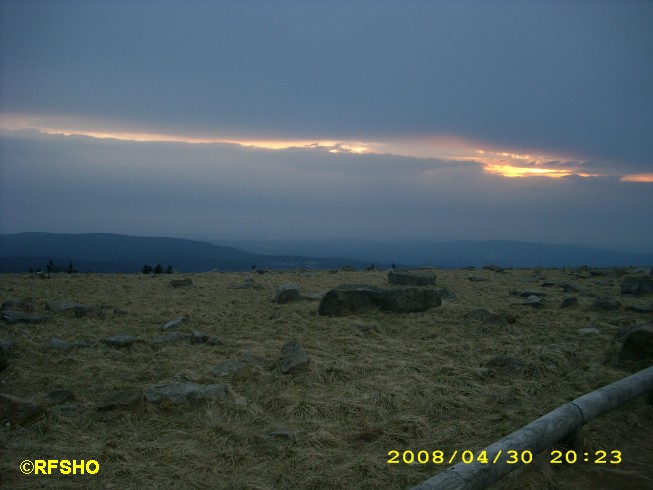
[1,1,652,169]
[1,131,651,249]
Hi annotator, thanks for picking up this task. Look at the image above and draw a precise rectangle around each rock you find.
[464,309,515,325]
[0,310,50,324]
[206,336,224,346]
[486,356,524,374]
[510,290,546,298]
[149,332,190,345]
[302,292,325,301]
[562,284,579,293]
[235,277,264,289]
[618,325,653,366]
[189,330,209,344]
[74,304,107,318]
[512,295,544,308]
[239,353,275,370]
[0,394,43,423]
[468,276,489,282]
[275,284,301,304]
[577,327,601,335]
[560,297,578,309]
[261,428,303,446]
[97,391,145,410]
[49,337,73,351]
[621,276,653,295]
[0,343,7,372]
[161,316,189,330]
[51,404,86,416]
[317,284,441,316]
[436,287,457,300]
[143,382,227,404]
[1,298,34,312]
[45,300,77,313]
[588,297,621,311]
[354,323,380,335]
[626,303,653,313]
[279,340,310,373]
[388,269,436,286]
[102,333,141,348]
[48,390,76,404]
[170,278,193,288]
[212,360,250,377]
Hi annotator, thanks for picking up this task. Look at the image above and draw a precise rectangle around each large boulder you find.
[317,284,441,316]
[143,382,227,404]
[275,284,301,304]
[0,394,43,423]
[279,340,310,373]
[0,343,7,372]
[0,310,50,324]
[621,276,653,295]
[388,269,436,286]
[618,325,653,366]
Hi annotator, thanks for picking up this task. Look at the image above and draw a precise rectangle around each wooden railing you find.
[409,365,653,490]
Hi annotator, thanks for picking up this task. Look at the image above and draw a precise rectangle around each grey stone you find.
[275,284,301,304]
[49,337,73,351]
[102,333,140,348]
[626,303,653,313]
[562,284,579,293]
[261,428,304,446]
[1,298,34,312]
[0,343,6,372]
[468,276,490,282]
[45,300,77,313]
[48,390,76,404]
[560,297,578,309]
[239,353,275,369]
[436,287,457,300]
[512,295,544,308]
[621,276,653,296]
[170,278,193,288]
[189,330,209,344]
[510,290,546,298]
[161,316,189,330]
[279,340,310,373]
[588,297,621,311]
[464,309,516,325]
[149,332,190,345]
[618,325,653,366]
[577,327,601,335]
[51,404,86,416]
[74,304,107,318]
[0,393,42,423]
[317,284,441,316]
[212,360,249,377]
[1,310,50,324]
[487,356,524,374]
[143,382,227,404]
[97,391,144,411]
[388,269,436,286]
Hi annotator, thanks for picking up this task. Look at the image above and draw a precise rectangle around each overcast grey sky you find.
[1,0,652,249]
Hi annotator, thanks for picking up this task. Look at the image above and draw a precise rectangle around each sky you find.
[1,0,652,250]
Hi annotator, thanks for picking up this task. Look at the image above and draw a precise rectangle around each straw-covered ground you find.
[1,267,651,489]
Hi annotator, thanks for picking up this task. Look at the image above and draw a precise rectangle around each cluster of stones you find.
[2,267,652,426]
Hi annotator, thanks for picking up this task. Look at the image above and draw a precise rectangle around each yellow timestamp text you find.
[387,449,623,465]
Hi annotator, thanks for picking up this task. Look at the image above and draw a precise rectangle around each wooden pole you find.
[409,366,653,490]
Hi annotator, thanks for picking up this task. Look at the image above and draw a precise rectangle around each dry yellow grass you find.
[0,268,651,489]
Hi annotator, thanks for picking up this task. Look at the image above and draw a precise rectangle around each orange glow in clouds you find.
[0,113,628,181]
[620,173,653,183]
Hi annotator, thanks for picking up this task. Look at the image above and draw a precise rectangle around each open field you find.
[1,267,652,489]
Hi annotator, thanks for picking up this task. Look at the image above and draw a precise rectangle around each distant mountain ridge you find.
[0,232,651,273]
[0,232,377,273]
